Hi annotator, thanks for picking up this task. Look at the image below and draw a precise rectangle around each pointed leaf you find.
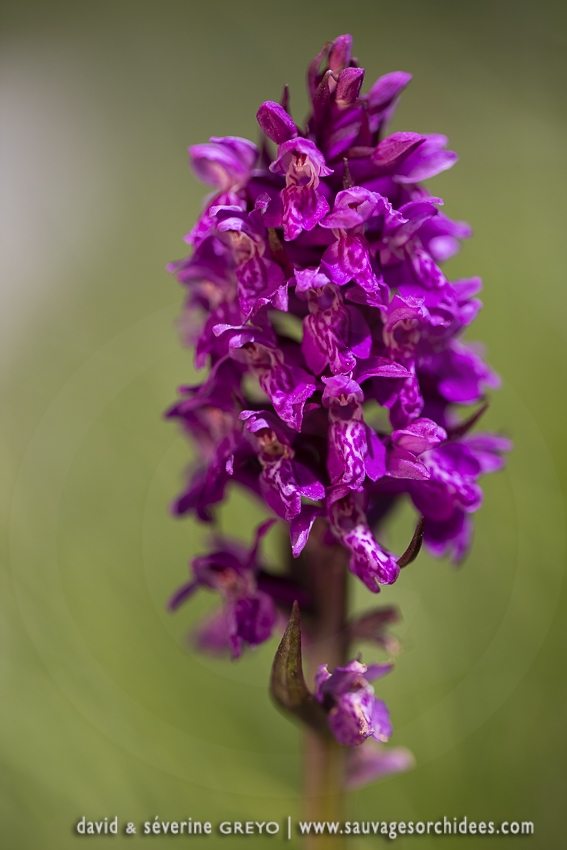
[270,602,332,737]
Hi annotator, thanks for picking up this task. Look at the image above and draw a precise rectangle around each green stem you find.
[302,521,349,849]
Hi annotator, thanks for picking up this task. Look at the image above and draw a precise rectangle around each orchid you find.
[166,34,510,834]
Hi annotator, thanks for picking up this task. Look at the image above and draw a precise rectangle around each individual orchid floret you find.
[166,358,250,520]
[334,67,365,109]
[322,69,366,161]
[221,327,316,431]
[168,235,236,313]
[375,294,433,428]
[322,375,386,490]
[387,418,447,480]
[347,605,402,655]
[378,199,447,291]
[187,136,257,245]
[323,375,367,491]
[168,520,277,659]
[166,357,244,455]
[300,273,371,376]
[419,339,500,406]
[240,409,325,520]
[214,203,287,320]
[268,134,333,241]
[307,34,352,101]
[419,212,473,265]
[320,188,391,299]
[381,294,429,362]
[408,277,481,347]
[190,136,258,193]
[315,658,393,747]
[328,490,400,591]
[415,441,484,515]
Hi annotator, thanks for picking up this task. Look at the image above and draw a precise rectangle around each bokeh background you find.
[1,0,566,846]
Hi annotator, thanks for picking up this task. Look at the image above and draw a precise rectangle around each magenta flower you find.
[168,519,278,659]
[315,659,393,747]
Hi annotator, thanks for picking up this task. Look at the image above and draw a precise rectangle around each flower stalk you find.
[303,526,349,841]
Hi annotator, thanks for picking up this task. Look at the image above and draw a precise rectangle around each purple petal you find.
[167,579,198,611]
[290,504,321,557]
[294,266,332,293]
[189,136,257,191]
[388,446,430,480]
[364,424,387,482]
[463,433,512,473]
[328,34,352,73]
[368,72,412,111]
[423,510,472,563]
[392,419,447,454]
[396,134,458,183]
[281,185,330,240]
[371,132,425,170]
[327,401,367,490]
[256,101,298,145]
[364,661,394,682]
[329,492,400,591]
[231,592,277,653]
[322,374,363,404]
[270,137,333,178]
[335,67,365,106]
[321,187,386,229]
[370,698,392,742]
[346,743,415,789]
[355,356,410,383]
[192,608,233,655]
[328,692,374,747]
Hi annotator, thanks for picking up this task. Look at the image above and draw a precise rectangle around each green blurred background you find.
[1,0,566,846]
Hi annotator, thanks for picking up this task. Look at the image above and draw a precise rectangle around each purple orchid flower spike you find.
[166,33,510,814]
